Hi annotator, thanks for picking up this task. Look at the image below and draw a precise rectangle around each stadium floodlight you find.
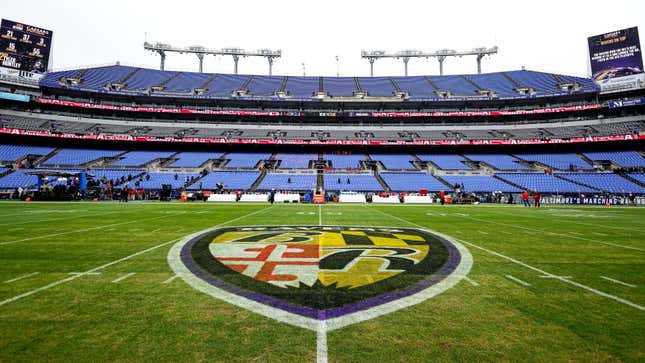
[144,42,282,75]
[360,46,498,76]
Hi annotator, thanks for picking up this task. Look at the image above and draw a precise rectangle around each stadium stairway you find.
[34,147,63,166]
[431,174,459,190]
[409,154,426,171]
[249,169,267,192]
[183,172,207,190]
[87,152,130,168]
[501,72,522,89]
[317,173,323,191]
[551,173,603,192]
[157,72,181,88]
[619,173,645,188]
[373,172,391,192]
[146,152,180,169]
[461,75,483,92]
[119,68,140,86]
[492,174,529,191]
[511,154,549,172]
[423,76,440,90]
[577,153,599,169]
[390,77,402,93]
[240,76,253,92]
[0,167,12,178]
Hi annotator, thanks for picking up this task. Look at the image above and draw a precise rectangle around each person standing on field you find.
[533,191,541,207]
[522,190,530,207]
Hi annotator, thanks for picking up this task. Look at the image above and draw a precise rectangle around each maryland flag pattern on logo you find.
[210,229,429,289]
[180,226,464,315]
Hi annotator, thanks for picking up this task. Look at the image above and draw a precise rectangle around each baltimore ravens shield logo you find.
[168,226,472,331]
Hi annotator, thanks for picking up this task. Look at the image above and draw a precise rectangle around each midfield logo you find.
[168,226,472,331]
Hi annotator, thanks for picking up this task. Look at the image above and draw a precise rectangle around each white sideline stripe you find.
[0,206,272,307]
[505,275,531,287]
[372,209,645,312]
[111,272,136,283]
[67,272,101,275]
[163,275,180,284]
[0,213,184,246]
[4,272,39,283]
[318,205,322,226]
[460,215,645,253]
[464,276,479,286]
[600,276,637,288]
[0,211,121,227]
[316,321,328,363]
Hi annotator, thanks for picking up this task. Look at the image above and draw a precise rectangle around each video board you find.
[588,27,643,81]
[0,19,53,73]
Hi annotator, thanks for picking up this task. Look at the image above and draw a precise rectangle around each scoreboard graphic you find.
[588,27,643,81]
[0,19,52,73]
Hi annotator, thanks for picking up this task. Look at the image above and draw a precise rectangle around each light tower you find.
[144,42,282,74]
[361,46,498,76]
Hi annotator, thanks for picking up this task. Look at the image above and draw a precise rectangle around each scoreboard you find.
[0,19,53,73]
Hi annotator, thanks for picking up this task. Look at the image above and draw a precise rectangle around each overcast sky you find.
[3,0,645,77]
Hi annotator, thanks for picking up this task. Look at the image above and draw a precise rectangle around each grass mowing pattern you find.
[0,202,643,362]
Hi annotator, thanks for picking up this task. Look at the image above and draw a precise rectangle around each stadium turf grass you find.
[0,201,643,362]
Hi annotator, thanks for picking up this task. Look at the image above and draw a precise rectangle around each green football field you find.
[0,201,643,362]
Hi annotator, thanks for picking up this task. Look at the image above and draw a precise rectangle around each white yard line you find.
[460,215,645,253]
[485,208,645,233]
[600,276,637,288]
[3,272,39,283]
[372,209,645,312]
[318,205,322,226]
[505,275,531,287]
[163,275,180,284]
[463,276,480,286]
[67,272,101,275]
[0,206,272,307]
[111,272,136,283]
[540,275,572,279]
[0,213,184,246]
[316,321,328,363]
[0,211,121,227]
[478,231,489,235]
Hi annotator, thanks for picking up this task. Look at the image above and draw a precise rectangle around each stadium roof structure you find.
[41,65,599,102]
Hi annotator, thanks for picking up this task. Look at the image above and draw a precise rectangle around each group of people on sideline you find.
[521,190,541,207]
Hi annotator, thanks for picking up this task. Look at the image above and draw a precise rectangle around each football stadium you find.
[0,1,644,362]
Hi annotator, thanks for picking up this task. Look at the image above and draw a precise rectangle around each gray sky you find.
[4,0,645,77]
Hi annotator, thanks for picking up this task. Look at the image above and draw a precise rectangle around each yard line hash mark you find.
[600,276,636,288]
[112,272,136,283]
[4,272,39,283]
[505,275,531,287]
